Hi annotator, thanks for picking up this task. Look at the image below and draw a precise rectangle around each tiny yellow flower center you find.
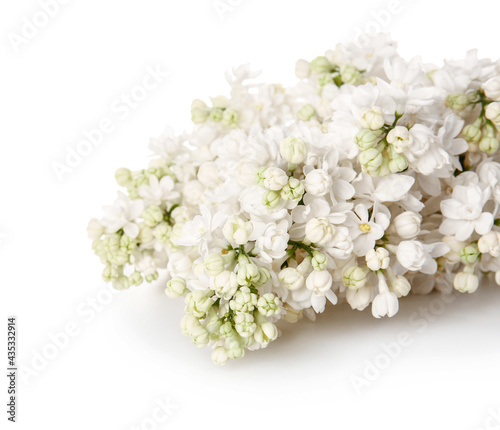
[359,223,371,233]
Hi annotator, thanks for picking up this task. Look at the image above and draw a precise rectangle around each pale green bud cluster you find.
[459,244,480,264]
[281,177,305,201]
[297,104,316,121]
[307,56,363,88]
[446,92,472,111]
[342,266,370,289]
[179,246,283,364]
[356,119,410,176]
[115,164,175,200]
[190,98,240,127]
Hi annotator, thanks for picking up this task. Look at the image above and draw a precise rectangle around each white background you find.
[2,0,500,429]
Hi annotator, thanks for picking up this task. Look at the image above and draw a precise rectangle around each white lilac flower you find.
[372,272,399,318]
[395,240,449,274]
[138,174,180,206]
[345,204,390,256]
[101,192,144,238]
[391,211,421,239]
[90,36,500,364]
[255,220,290,263]
[439,184,494,241]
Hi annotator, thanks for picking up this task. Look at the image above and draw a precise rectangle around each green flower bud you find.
[342,266,370,289]
[234,312,257,338]
[281,177,305,201]
[340,64,362,85]
[355,128,384,150]
[204,308,223,335]
[236,261,260,287]
[459,245,480,264]
[153,222,173,243]
[120,234,137,252]
[359,147,384,171]
[225,336,245,359]
[219,321,235,338]
[191,107,209,124]
[165,277,187,298]
[185,290,214,318]
[204,253,225,276]
[145,272,158,282]
[211,346,229,365]
[388,151,408,173]
[108,249,129,266]
[310,56,331,74]
[257,293,281,317]
[209,107,224,122]
[222,108,240,127]
[115,168,132,187]
[463,120,482,143]
[297,104,316,121]
[112,275,130,290]
[138,224,154,245]
[311,251,328,271]
[190,325,210,348]
[142,205,164,227]
[255,267,270,287]
[446,93,469,111]
[129,271,143,286]
[102,264,118,282]
[230,287,258,312]
[479,136,500,154]
[262,190,281,208]
[180,314,201,336]
[318,73,334,87]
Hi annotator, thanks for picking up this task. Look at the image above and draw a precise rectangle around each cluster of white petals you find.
[89,34,500,364]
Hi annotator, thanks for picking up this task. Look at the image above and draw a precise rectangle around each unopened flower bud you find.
[204,253,225,276]
[280,136,308,165]
[281,177,305,201]
[340,64,362,85]
[310,56,331,74]
[254,321,278,346]
[142,205,164,227]
[304,169,332,196]
[115,168,132,187]
[234,312,257,338]
[478,231,500,257]
[355,128,383,150]
[446,93,469,111]
[390,275,411,297]
[165,277,187,298]
[479,136,499,154]
[311,252,328,271]
[359,106,385,130]
[211,346,229,365]
[222,216,253,245]
[485,102,500,124]
[459,245,480,264]
[278,267,304,291]
[297,104,316,121]
[392,211,421,239]
[257,293,281,316]
[342,266,370,289]
[262,190,282,208]
[483,77,500,101]
[387,126,412,153]
[222,108,240,126]
[305,217,335,245]
[262,167,288,190]
[365,247,390,271]
[453,271,479,294]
